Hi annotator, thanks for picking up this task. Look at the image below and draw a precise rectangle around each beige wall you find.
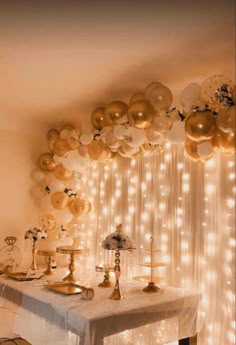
[0,128,46,266]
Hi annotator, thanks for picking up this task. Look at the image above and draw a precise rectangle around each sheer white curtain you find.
[78,144,235,345]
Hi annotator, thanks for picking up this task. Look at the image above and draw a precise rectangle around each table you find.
[0,274,201,345]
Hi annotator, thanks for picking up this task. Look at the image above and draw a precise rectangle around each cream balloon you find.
[145,128,165,145]
[151,114,172,133]
[49,180,65,193]
[128,127,146,148]
[80,132,94,145]
[180,83,201,110]
[32,170,46,183]
[168,121,186,143]
[145,82,173,110]
[113,125,130,140]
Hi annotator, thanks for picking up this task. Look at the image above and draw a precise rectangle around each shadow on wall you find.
[30,23,235,130]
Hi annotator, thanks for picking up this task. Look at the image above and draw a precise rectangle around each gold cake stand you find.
[56,246,88,282]
[95,265,113,288]
[37,250,56,275]
[135,237,166,293]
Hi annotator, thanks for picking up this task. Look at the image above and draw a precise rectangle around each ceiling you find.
[0,0,235,133]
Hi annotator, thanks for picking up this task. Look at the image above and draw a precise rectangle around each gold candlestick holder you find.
[135,237,166,293]
[56,246,88,282]
[37,250,56,275]
[31,240,37,271]
[109,249,121,300]
[95,265,113,288]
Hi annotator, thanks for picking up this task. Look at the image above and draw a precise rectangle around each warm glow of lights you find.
[206,184,215,194]
[227,198,235,208]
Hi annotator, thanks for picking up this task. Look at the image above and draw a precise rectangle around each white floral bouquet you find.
[102,224,135,251]
[24,227,47,241]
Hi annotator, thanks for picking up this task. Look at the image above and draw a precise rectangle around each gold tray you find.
[139,262,166,267]
[46,282,83,295]
[133,275,166,283]
[6,272,43,281]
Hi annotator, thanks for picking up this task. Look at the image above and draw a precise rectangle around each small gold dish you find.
[46,282,83,295]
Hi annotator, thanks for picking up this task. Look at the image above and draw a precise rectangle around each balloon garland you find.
[32,75,235,241]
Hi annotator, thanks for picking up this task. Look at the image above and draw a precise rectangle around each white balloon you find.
[128,127,146,148]
[53,154,64,164]
[49,180,65,193]
[100,126,113,142]
[80,132,94,145]
[168,121,186,143]
[113,125,130,140]
[152,115,172,133]
[44,173,55,185]
[32,170,45,183]
[197,141,214,157]
[180,83,201,109]
[103,128,121,149]
[146,128,165,145]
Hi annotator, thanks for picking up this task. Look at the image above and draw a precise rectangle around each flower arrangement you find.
[102,224,135,251]
[24,227,47,241]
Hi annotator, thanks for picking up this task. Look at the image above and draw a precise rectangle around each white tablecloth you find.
[0,274,201,345]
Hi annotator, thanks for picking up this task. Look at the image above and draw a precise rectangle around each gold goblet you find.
[56,246,88,282]
[37,250,56,275]
[95,265,113,288]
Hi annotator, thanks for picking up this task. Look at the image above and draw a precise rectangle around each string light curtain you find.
[78,143,235,345]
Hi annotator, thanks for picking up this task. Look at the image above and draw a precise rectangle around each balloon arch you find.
[32,74,235,238]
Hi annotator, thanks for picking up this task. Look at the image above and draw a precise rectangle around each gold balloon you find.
[91,107,111,130]
[38,153,56,172]
[129,92,146,105]
[185,138,216,162]
[105,101,128,124]
[88,140,110,161]
[216,106,235,134]
[127,100,154,128]
[145,82,173,110]
[185,111,217,142]
[68,197,91,218]
[66,129,80,149]
[141,142,164,155]
[216,130,235,154]
[47,129,60,141]
[200,75,234,112]
[51,192,69,210]
[61,124,75,131]
[53,138,70,157]
[54,164,72,181]
[39,213,56,231]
